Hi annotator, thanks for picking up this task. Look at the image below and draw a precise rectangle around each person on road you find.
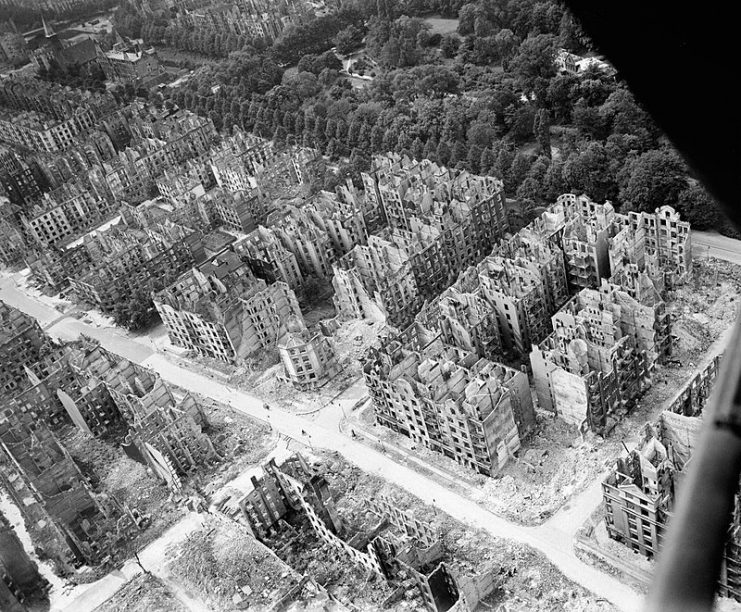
[301,429,307,435]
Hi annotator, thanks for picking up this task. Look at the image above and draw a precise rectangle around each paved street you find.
[693,231,741,266]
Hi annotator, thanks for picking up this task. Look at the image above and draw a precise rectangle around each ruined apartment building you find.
[332,153,511,328]
[0,408,139,569]
[667,353,722,418]
[362,153,507,237]
[4,332,214,484]
[363,329,534,476]
[277,316,340,390]
[67,338,215,483]
[235,454,498,612]
[416,229,569,363]
[0,300,59,397]
[602,410,741,601]
[522,194,691,295]
[609,204,693,290]
[529,281,665,434]
[68,222,196,315]
[423,281,503,363]
[209,130,314,196]
[269,205,336,279]
[359,154,509,301]
[25,244,92,295]
[304,187,368,260]
[237,453,342,540]
[19,184,116,248]
[8,344,120,430]
[199,186,267,234]
[232,225,304,289]
[0,198,27,268]
[332,233,420,328]
[208,129,276,192]
[154,250,303,362]
[156,158,215,203]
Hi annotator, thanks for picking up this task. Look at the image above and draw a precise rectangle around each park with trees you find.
[119,0,729,234]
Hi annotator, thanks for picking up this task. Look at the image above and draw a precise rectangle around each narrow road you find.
[0,272,643,612]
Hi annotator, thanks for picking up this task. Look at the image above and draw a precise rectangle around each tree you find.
[542,160,566,201]
[440,33,460,58]
[508,152,532,193]
[675,183,723,230]
[466,144,483,173]
[573,100,608,140]
[618,148,687,213]
[436,140,451,165]
[380,38,402,67]
[508,34,557,91]
[516,176,541,203]
[599,88,657,147]
[546,73,579,123]
[382,127,399,151]
[495,29,519,67]
[533,109,551,157]
[507,104,536,143]
[449,140,468,167]
[423,137,438,160]
[458,5,478,36]
[334,24,364,55]
[371,124,386,151]
[411,137,424,160]
[563,142,616,202]
[480,147,497,175]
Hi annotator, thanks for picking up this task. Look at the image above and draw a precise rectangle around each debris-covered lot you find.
[96,573,186,612]
[167,516,301,611]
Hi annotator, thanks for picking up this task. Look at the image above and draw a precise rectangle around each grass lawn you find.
[424,16,460,35]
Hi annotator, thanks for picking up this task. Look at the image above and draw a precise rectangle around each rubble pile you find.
[97,574,186,612]
[167,517,299,611]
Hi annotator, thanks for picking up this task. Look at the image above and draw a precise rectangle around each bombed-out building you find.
[68,222,196,315]
[335,154,509,328]
[602,408,741,601]
[0,407,140,570]
[529,280,667,433]
[609,205,692,290]
[154,249,303,362]
[229,453,500,611]
[65,338,216,484]
[232,225,304,289]
[333,234,420,328]
[363,328,534,476]
[0,301,60,399]
[277,316,339,390]
[25,245,93,295]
